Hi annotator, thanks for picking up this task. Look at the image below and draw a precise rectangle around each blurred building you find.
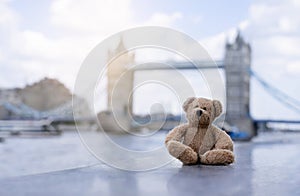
[225,31,254,136]
[0,88,22,104]
[0,78,89,120]
[106,39,135,115]
[98,38,135,132]
[0,88,24,119]
[20,78,72,111]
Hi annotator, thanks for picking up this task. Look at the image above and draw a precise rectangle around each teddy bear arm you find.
[214,131,234,151]
[165,125,187,145]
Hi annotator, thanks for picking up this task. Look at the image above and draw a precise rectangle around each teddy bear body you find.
[165,97,234,165]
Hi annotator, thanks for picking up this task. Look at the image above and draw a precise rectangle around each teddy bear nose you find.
[196,110,202,116]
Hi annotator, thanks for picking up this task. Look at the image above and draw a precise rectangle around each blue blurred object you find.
[227,130,251,141]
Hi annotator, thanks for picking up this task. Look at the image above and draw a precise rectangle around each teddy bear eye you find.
[203,107,207,110]
[194,105,199,108]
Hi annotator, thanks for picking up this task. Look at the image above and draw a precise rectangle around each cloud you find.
[50,0,183,35]
[0,0,18,28]
[287,61,300,74]
[248,1,300,35]
[50,0,134,35]
[0,0,183,90]
[144,12,182,26]
[245,0,300,75]
[238,20,249,31]
[201,0,300,67]
[244,0,300,118]
[192,15,202,25]
[200,28,237,60]
[202,0,300,73]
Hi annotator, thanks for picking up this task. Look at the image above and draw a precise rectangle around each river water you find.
[0,130,168,178]
[0,131,98,178]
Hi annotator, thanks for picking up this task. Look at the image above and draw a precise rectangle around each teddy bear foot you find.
[200,149,234,165]
[166,141,198,165]
[178,147,198,165]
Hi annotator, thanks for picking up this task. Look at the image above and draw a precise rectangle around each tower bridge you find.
[3,33,298,138]
[103,32,300,137]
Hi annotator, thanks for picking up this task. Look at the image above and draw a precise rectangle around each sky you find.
[0,0,300,120]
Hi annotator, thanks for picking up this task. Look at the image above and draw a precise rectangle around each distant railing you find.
[133,60,224,70]
[0,120,60,134]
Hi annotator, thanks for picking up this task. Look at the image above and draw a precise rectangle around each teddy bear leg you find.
[200,149,234,165]
[166,141,198,165]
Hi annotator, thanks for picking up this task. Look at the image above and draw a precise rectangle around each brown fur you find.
[165,97,235,165]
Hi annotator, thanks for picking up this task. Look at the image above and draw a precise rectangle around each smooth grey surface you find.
[1,132,300,196]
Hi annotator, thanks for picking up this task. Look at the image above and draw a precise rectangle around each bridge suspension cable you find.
[250,69,300,115]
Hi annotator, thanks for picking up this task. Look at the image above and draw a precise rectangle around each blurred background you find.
[1,0,299,119]
[1,0,300,180]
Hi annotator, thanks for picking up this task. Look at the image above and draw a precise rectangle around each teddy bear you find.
[165,97,234,165]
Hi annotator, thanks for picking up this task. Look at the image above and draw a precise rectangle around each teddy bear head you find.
[182,97,222,128]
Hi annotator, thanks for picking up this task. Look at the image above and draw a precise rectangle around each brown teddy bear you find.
[165,97,234,165]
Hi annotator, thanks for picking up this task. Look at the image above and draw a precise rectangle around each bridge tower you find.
[224,31,255,136]
[98,38,135,132]
[107,38,135,115]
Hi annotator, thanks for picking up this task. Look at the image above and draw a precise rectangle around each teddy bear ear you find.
[182,97,196,112]
[213,100,222,117]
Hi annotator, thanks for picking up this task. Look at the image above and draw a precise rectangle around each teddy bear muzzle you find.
[196,110,202,116]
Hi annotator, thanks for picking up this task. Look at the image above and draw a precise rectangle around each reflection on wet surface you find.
[1,131,300,195]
